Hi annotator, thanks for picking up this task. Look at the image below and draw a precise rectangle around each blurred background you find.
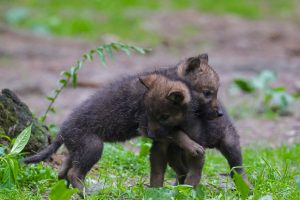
[0,0,300,146]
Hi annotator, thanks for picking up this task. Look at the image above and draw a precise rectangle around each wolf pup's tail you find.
[23,134,64,164]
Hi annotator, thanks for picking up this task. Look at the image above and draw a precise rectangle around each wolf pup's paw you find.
[187,143,205,157]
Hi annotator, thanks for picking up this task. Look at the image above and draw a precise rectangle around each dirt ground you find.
[1,10,300,146]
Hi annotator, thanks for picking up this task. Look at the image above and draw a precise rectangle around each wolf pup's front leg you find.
[170,131,204,157]
[149,140,169,187]
[149,131,204,187]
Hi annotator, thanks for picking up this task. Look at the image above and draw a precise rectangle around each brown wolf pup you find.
[149,54,249,188]
[139,73,210,187]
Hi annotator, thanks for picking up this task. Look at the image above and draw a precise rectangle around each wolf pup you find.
[139,73,210,187]
[149,54,249,187]
[23,73,205,195]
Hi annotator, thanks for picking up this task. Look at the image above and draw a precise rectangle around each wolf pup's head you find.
[177,54,223,120]
[139,74,191,138]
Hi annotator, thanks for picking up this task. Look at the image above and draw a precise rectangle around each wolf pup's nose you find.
[216,109,223,117]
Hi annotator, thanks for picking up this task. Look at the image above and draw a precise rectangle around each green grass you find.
[1,142,299,199]
[0,0,297,45]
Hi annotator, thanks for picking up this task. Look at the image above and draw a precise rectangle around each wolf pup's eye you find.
[203,90,212,98]
[159,114,170,121]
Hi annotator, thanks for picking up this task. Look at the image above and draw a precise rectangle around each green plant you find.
[49,180,79,200]
[0,125,31,189]
[41,42,151,122]
[233,70,298,115]
[1,142,300,199]
[233,170,250,200]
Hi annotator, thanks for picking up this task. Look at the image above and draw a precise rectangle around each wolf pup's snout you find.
[216,108,223,117]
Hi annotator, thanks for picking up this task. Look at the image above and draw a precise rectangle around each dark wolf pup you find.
[23,63,211,195]
[147,55,250,188]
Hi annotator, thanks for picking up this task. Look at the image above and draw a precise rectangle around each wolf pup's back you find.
[60,76,148,143]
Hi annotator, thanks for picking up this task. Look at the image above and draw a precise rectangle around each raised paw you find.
[187,143,205,157]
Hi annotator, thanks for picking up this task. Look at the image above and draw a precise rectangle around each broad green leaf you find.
[10,125,31,154]
[2,164,15,188]
[233,171,250,200]
[173,185,196,199]
[8,158,19,185]
[233,79,255,93]
[49,180,79,200]
[1,157,19,188]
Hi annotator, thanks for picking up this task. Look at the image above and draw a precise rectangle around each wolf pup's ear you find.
[185,56,201,74]
[139,74,158,89]
[167,91,185,105]
[199,53,208,64]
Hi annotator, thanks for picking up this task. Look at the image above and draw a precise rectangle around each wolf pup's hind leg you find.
[58,154,72,186]
[66,134,103,195]
[217,130,251,187]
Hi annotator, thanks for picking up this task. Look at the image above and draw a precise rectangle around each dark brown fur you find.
[23,54,242,195]
[139,73,205,158]
[142,74,210,187]
[23,68,207,196]
[139,74,208,186]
